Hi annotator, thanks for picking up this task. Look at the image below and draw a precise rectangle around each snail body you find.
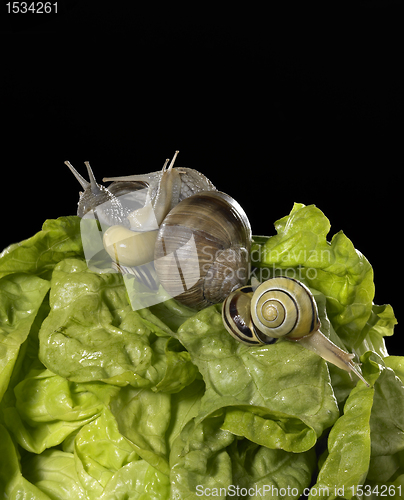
[103,226,158,267]
[223,276,368,385]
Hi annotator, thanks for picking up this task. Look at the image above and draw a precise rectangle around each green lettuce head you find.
[0,202,401,499]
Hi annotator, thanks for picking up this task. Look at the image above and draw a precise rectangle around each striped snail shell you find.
[223,277,319,345]
[251,276,320,341]
[154,191,251,310]
[222,285,275,345]
[222,276,369,385]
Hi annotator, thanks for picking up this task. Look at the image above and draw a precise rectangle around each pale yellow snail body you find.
[102,189,160,268]
[102,226,159,267]
[223,276,368,385]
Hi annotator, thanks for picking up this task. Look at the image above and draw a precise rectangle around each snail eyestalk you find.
[167,150,180,171]
[64,160,89,190]
[294,329,369,386]
[153,151,182,225]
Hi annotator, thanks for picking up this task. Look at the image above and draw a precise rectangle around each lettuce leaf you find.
[311,353,404,499]
[252,203,377,350]
[3,368,111,454]
[23,449,87,499]
[23,415,171,500]
[309,354,380,499]
[38,258,197,390]
[169,413,235,498]
[0,423,53,499]
[109,386,172,476]
[175,304,339,451]
[74,407,170,499]
[356,303,397,357]
[0,273,50,403]
[230,440,316,500]
[0,216,83,280]
[170,411,317,499]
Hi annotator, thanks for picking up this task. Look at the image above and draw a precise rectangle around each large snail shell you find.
[154,191,251,310]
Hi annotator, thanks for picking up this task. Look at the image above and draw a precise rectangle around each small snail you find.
[66,152,251,309]
[223,276,368,385]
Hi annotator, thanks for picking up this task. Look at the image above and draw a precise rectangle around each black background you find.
[2,2,402,353]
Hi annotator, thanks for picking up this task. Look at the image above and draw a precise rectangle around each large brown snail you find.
[222,276,368,385]
[66,152,251,309]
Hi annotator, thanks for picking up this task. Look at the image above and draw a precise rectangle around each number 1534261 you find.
[6,2,57,13]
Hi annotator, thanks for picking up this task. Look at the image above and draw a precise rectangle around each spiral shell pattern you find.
[222,285,275,345]
[251,276,319,340]
[154,191,251,310]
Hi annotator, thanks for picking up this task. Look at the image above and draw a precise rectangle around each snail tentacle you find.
[167,150,180,171]
[64,161,89,190]
[84,161,102,195]
[162,158,170,171]
[153,151,182,224]
[66,160,120,220]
